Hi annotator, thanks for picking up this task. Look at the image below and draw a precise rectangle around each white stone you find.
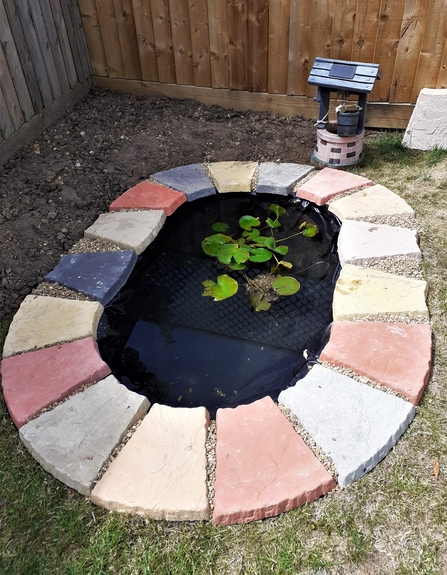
[403,88,447,150]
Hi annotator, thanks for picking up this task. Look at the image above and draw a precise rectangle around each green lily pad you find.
[272,276,301,295]
[233,248,250,264]
[269,204,286,217]
[212,222,230,232]
[299,221,319,237]
[202,233,233,256]
[265,237,276,250]
[216,243,239,264]
[239,215,260,231]
[250,290,271,312]
[273,245,288,255]
[248,248,273,262]
[266,217,281,229]
[202,275,239,301]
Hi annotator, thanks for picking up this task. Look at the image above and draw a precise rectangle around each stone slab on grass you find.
[91,404,210,521]
[338,220,421,266]
[19,375,150,495]
[84,210,166,255]
[278,364,415,487]
[295,167,372,205]
[329,184,415,222]
[333,264,429,321]
[212,396,336,526]
[151,164,216,201]
[109,181,186,215]
[2,296,103,358]
[44,250,137,305]
[1,337,111,428]
[320,321,432,404]
[256,163,314,195]
[207,161,258,192]
[403,88,447,151]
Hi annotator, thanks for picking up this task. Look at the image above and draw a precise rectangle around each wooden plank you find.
[227,0,248,90]
[149,0,176,83]
[94,0,126,78]
[351,0,381,63]
[189,0,212,87]
[168,0,193,84]
[47,0,79,88]
[93,75,414,128]
[131,0,158,81]
[411,0,447,101]
[287,0,310,95]
[207,0,229,88]
[268,0,289,94]
[389,0,428,103]
[247,0,268,92]
[329,0,356,61]
[306,0,332,97]
[0,40,24,129]
[56,0,85,81]
[67,0,93,78]
[0,77,15,139]
[39,0,71,93]
[0,77,91,166]
[78,0,108,76]
[113,0,142,79]
[0,0,35,121]
[436,37,447,89]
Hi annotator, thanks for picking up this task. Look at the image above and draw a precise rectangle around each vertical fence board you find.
[189,0,212,87]
[48,0,79,88]
[132,0,158,81]
[150,0,176,82]
[113,0,142,79]
[78,0,108,76]
[67,0,93,77]
[437,38,447,88]
[0,41,24,129]
[228,0,248,90]
[267,0,289,94]
[59,0,86,80]
[169,0,194,84]
[0,84,15,140]
[95,0,126,77]
[39,0,71,93]
[329,0,356,61]
[287,0,310,95]
[351,0,381,63]
[306,0,332,97]
[247,0,268,92]
[207,0,229,88]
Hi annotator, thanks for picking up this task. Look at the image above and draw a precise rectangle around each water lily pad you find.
[216,243,238,264]
[299,221,319,237]
[250,290,271,312]
[239,215,260,231]
[202,275,239,301]
[202,233,233,256]
[272,276,300,295]
[248,248,273,263]
[212,222,230,232]
[269,204,286,217]
[266,217,281,229]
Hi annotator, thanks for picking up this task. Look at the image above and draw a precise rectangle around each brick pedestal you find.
[312,127,364,168]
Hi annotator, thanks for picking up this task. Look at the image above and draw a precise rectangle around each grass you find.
[2,131,447,573]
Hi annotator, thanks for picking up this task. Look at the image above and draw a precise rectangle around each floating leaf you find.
[272,276,300,295]
[269,204,286,217]
[227,261,246,271]
[245,228,260,240]
[265,237,276,250]
[299,221,319,237]
[239,215,260,230]
[216,243,238,264]
[202,233,233,256]
[252,236,268,245]
[273,245,288,256]
[236,237,246,245]
[266,217,281,229]
[212,222,230,232]
[278,260,293,269]
[250,290,271,312]
[249,248,273,263]
[233,248,250,264]
[202,274,238,301]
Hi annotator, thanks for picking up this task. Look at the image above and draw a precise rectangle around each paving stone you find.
[151,164,216,201]
[256,163,314,195]
[84,210,166,255]
[2,296,103,358]
[91,404,210,521]
[338,219,421,266]
[207,161,258,192]
[329,184,415,222]
[19,375,150,495]
[109,181,186,215]
[403,88,447,151]
[320,321,432,404]
[278,364,415,487]
[1,337,111,428]
[212,396,336,526]
[333,264,428,321]
[295,167,372,205]
[44,250,137,305]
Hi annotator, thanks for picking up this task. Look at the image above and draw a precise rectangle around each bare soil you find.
[0,89,317,320]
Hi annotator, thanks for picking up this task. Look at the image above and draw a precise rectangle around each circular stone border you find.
[0,162,431,525]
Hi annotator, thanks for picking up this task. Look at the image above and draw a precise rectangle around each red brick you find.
[109,181,186,215]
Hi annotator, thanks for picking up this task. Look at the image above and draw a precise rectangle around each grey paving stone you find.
[278,364,415,487]
[152,164,216,201]
[256,163,314,195]
[19,375,150,495]
[45,251,137,305]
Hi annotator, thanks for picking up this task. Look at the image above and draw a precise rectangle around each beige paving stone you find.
[333,264,429,321]
[2,296,103,358]
[329,184,415,222]
[403,88,447,151]
[91,404,210,521]
[207,161,258,192]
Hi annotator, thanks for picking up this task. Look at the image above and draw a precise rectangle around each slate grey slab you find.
[278,364,415,487]
[256,163,314,195]
[45,251,137,305]
[151,164,216,201]
[19,375,150,495]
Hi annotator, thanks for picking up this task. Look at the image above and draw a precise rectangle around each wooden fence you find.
[0,0,92,165]
[77,0,447,129]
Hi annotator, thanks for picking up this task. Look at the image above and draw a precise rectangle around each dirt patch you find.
[0,89,317,320]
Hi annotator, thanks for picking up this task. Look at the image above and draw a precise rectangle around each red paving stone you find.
[212,396,336,525]
[109,181,186,215]
[0,337,111,428]
[295,167,372,205]
[320,321,432,404]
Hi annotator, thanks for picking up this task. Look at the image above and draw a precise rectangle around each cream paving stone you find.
[207,161,258,192]
[2,296,103,358]
[333,264,429,321]
[403,88,447,150]
[91,404,210,521]
[338,219,421,266]
[19,376,150,495]
[84,210,166,255]
[329,184,415,222]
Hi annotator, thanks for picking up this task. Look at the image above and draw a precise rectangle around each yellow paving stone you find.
[207,161,258,192]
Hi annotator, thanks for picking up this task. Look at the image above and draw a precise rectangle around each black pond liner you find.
[98,193,341,418]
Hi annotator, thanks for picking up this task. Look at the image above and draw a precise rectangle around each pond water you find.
[98,193,340,418]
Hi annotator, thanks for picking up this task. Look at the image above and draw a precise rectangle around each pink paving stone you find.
[109,181,186,215]
[0,337,111,428]
[295,167,372,205]
[212,396,336,526]
[320,321,432,405]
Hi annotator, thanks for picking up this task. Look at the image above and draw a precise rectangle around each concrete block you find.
[256,163,314,195]
[151,164,216,201]
[207,161,258,192]
[403,88,447,150]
